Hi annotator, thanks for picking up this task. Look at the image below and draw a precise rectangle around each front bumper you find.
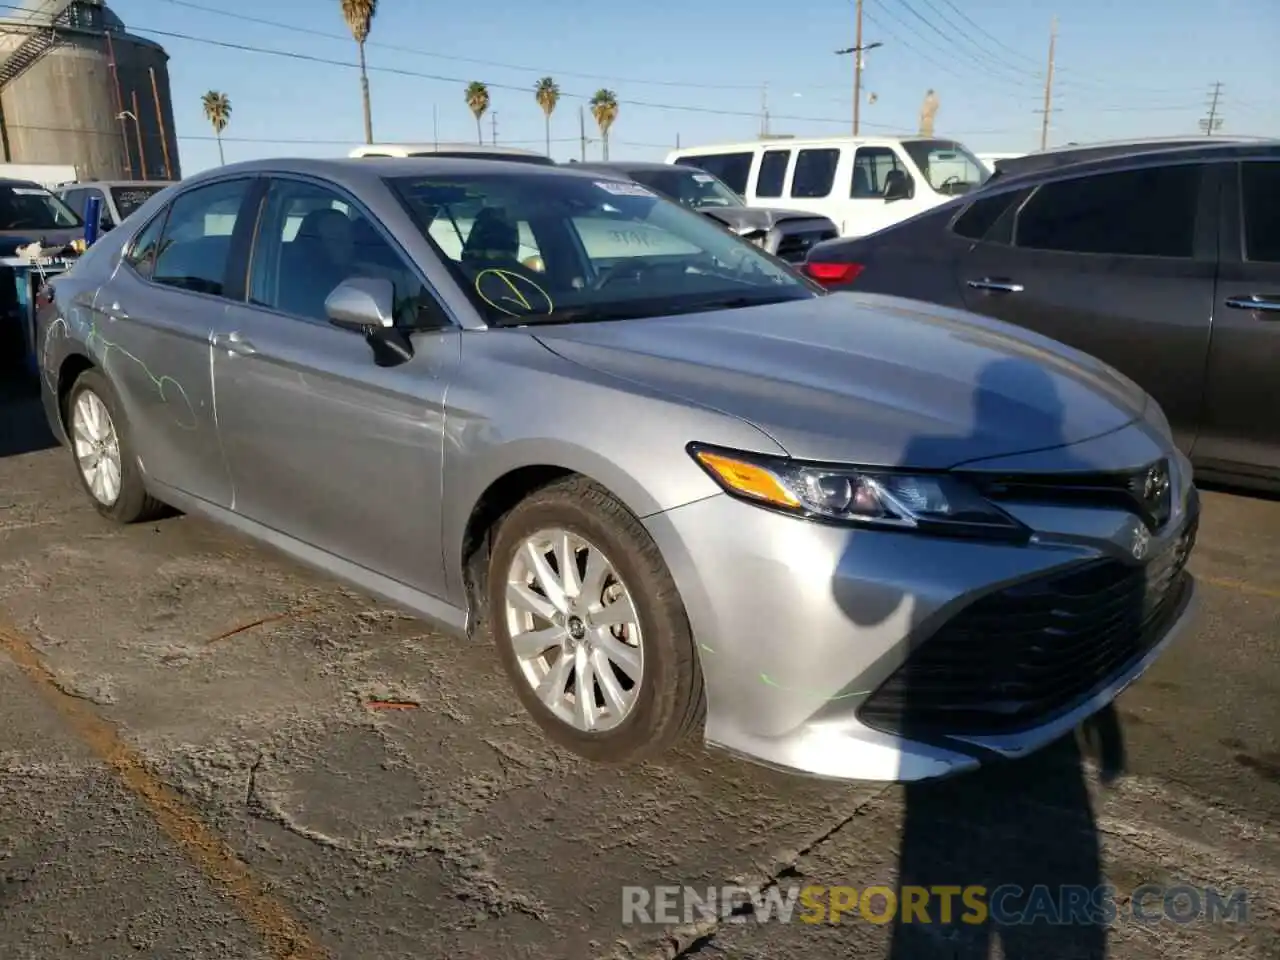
[643,450,1200,783]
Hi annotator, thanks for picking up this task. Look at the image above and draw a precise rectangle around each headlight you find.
[689,443,1030,541]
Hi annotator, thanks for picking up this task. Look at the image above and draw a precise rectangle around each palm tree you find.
[340,0,378,144]
[534,77,560,158]
[201,90,231,164]
[465,81,490,145]
[589,89,618,161]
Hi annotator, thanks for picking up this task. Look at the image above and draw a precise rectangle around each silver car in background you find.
[36,157,1199,782]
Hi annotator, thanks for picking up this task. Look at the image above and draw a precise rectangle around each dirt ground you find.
[1,384,1277,960]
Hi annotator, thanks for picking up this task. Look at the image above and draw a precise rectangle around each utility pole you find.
[579,106,587,161]
[760,82,770,138]
[1039,16,1057,151]
[835,2,881,137]
[432,104,439,149]
[490,112,498,145]
[1200,81,1224,135]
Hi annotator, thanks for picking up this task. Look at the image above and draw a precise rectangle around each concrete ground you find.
[0,382,1277,960]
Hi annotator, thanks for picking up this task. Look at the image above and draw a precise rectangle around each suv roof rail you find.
[986,136,1278,183]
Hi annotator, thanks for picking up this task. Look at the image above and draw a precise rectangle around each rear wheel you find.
[487,476,704,763]
[66,368,166,523]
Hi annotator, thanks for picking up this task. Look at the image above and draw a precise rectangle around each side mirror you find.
[324,277,414,367]
[884,173,914,203]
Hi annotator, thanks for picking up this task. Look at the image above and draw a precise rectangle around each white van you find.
[664,136,989,238]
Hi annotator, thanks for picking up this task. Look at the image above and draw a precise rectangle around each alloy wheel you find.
[71,390,122,506]
[502,528,644,733]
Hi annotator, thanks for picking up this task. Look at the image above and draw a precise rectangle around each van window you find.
[755,150,790,199]
[790,149,840,199]
[851,147,905,198]
[1015,165,1201,258]
[673,152,753,195]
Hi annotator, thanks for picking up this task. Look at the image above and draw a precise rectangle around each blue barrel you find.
[83,194,102,246]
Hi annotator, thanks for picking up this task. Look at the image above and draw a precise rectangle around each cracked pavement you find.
[0,384,1277,959]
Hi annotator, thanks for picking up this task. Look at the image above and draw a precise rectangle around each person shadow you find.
[832,354,1149,960]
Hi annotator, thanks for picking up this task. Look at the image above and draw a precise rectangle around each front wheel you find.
[65,368,166,523]
[487,476,705,763]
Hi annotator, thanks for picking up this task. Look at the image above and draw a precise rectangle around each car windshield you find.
[902,140,991,196]
[625,168,744,210]
[390,172,814,327]
[111,185,166,220]
[0,182,81,230]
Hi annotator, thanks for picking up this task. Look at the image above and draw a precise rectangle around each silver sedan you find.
[36,157,1199,782]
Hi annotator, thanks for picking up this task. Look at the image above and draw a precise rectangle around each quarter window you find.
[1014,165,1201,258]
[1241,161,1280,263]
[952,192,1021,241]
[790,149,840,199]
[852,147,904,199]
[755,150,790,198]
[674,152,753,195]
[249,178,440,327]
[151,178,254,296]
[124,210,168,279]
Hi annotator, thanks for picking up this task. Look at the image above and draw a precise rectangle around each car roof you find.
[0,177,43,188]
[572,161,676,174]
[983,139,1280,192]
[667,135,962,155]
[176,156,600,194]
[348,142,553,163]
[57,180,174,189]
[987,138,1279,183]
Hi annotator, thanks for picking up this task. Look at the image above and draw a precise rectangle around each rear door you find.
[956,162,1218,453]
[1194,158,1280,476]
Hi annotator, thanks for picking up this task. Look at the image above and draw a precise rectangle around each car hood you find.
[697,206,836,232]
[532,292,1151,468]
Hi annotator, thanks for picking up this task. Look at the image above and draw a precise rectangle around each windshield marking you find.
[593,180,656,198]
[473,268,554,316]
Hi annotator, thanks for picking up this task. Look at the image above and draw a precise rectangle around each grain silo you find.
[0,0,180,181]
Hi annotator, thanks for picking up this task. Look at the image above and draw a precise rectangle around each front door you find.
[847,145,922,237]
[957,162,1218,454]
[1195,158,1280,475]
[210,175,459,595]
[96,176,259,507]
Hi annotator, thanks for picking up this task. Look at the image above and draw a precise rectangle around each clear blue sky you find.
[108,0,1279,175]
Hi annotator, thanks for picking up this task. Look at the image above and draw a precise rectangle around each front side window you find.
[391,172,813,327]
[249,178,440,327]
[901,140,990,196]
[0,182,81,230]
[755,150,790,199]
[1242,161,1280,263]
[790,149,840,199]
[851,147,904,199]
[673,152,753,195]
[1015,165,1201,258]
[151,178,253,296]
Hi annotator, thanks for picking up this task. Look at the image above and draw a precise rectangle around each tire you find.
[487,475,705,763]
[65,368,166,524]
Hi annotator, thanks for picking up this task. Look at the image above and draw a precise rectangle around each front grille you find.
[774,227,838,263]
[858,512,1198,739]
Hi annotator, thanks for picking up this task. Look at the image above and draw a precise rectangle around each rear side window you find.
[1241,161,1280,263]
[1015,165,1201,258]
[791,148,840,198]
[755,150,790,198]
[952,191,1021,241]
[851,147,904,198]
[151,178,254,296]
[674,152,752,194]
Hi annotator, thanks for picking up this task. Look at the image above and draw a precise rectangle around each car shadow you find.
[0,371,57,459]
[832,356,1149,959]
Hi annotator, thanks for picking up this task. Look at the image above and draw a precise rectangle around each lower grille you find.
[858,513,1198,739]
[774,227,838,262]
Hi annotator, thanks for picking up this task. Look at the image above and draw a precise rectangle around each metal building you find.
[0,0,180,181]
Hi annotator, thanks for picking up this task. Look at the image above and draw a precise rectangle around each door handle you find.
[967,278,1025,293]
[211,331,257,356]
[1224,294,1280,315]
[105,301,128,319]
